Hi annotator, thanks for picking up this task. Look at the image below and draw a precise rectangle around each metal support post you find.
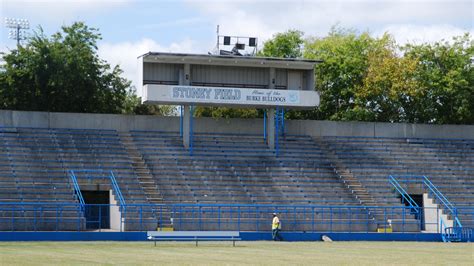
[263,110,267,142]
[180,105,183,137]
[189,106,194,156]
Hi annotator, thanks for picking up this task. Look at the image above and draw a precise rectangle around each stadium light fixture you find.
[4,18,30,47]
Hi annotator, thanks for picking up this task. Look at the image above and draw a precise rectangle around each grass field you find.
[0,241,472,265]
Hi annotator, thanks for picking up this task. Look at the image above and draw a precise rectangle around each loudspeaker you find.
[235,43,245,50]
[249,38,256,47]
[223,36,231,45]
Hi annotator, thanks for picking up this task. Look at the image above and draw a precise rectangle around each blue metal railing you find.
[109,171,126,208]
[443,227,473,242]
[421,176,462,227]
[388,175,419,214]
[68,170,85,212]
[274,108,285,157]
[388,175,463,228]
[1,202,450,233]
[68,169,126,208]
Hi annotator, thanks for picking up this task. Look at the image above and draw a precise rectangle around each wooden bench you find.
[147,231,241,247]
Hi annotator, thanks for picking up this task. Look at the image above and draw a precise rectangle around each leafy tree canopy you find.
[402,34,474,124]
[1,23,472,124]
[0,22,130,114]
[302,27,472,124]
[258,29,304,58]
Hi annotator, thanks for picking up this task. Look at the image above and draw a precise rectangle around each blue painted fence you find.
[0,202,472,233]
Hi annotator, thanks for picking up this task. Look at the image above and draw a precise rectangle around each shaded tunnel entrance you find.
[82,190,110,230]
[400,194,425,230]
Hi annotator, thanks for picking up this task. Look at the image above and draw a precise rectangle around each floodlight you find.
[4,17,30,46]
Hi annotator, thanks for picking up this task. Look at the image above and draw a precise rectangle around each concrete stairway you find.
[316,138,378,206]
[316,138,384,222]
[119,132,172,228]
[119,132,163,204]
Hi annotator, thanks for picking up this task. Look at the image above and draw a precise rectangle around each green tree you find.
[350,35,421,122]
[403,34,474,124]
[0,22,130,113]
[121,87,178,116]
[258,30,304,58]
[194,107,261,119]
[133,104,178,116]
[304,27,381,121]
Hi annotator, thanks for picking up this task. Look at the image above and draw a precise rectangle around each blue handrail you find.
[68,170,85,212]
[109,170,126,208]
[388,175,419,213]
[422,176,462,227]
[68,169,126,210]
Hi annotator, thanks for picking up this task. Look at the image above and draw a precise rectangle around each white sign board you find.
[142,84,319,108]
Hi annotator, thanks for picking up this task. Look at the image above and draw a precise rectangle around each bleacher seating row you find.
[322,136,474,228]
[0,127,156,231]
[0,126,472,231]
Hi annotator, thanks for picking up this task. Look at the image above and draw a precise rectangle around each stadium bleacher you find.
[321,136,474,228]
[0,127,157,231]
[0,126,472,232]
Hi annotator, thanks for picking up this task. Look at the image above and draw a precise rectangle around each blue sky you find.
[1,0,473,90]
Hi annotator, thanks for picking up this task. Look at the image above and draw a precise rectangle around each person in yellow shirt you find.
[272,213,283,241]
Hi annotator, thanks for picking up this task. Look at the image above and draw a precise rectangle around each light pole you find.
[5,18,29,47]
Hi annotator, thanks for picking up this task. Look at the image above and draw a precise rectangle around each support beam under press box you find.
[266,108,275,149]
[181,64,191,148]
[183,105,191,148]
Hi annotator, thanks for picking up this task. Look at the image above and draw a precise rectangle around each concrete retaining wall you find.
[0,110,473,139]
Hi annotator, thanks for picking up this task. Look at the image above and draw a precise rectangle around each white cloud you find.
[376,24,474,45]
[188,0,473,43]
[3,0,472,96]
[2,0,131,22]
[140,17,207,30]
[96,0,473,96]
[98,38,204,95]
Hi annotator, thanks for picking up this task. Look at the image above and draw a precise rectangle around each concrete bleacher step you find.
[323,136,474,216]
[119,131,166,206]
[3,128,470,232]
[0,127,157,231]
[129,132,369,210]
